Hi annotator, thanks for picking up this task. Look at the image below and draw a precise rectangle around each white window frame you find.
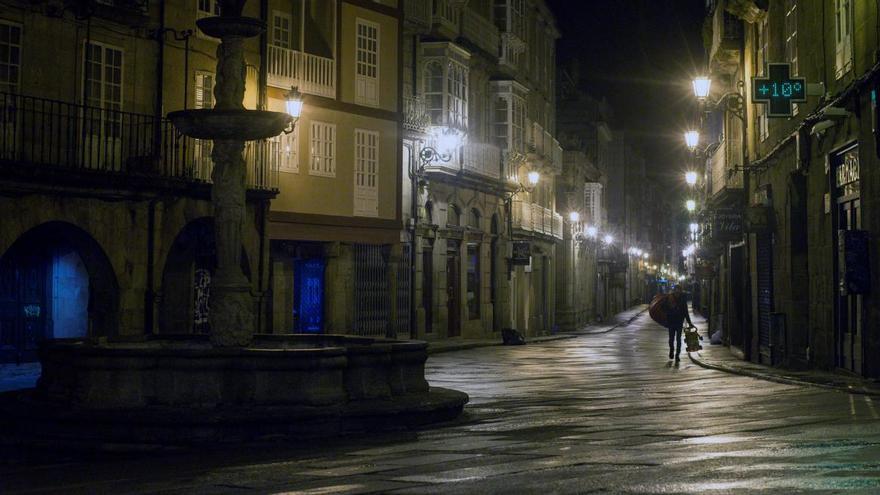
[756,17,769,142]
[309,121,336,177]
[834,0,853,79]
[353,128,379,217]
[197,0,220,19]
[785,0,798,115]
[272,10,292,49]
[584,182,602,226]
[0,20,22,94]
[192,71,215,180]
[276,127,298,173]
[82,40,124,135]
[355,18,380,107]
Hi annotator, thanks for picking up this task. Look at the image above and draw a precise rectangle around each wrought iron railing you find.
[403,95,430,131]
[0,92,278,191]
[405,0,432,30]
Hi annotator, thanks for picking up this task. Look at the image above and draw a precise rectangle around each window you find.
[584,183,602,226]
[493,88,526,158]
[276,128,298,173]
[835,0,853,78]
[448,205,460,226]
[193,72,214,179]
[83,41,123,137]
[0,20,22,94]
[420,43,469,130]
[355,18,379,107]
[785,0,798,115]
[354,129,378,217]
[469,208,481,229]
[272,11,292,49]
[467,244,480,320]
[309,121,335,177]
[755,17,769,141]
[197,0,221,19]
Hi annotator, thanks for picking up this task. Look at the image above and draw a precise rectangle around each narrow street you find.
[5,311,880,494]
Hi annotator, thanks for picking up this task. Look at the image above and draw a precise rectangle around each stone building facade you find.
[402,0,563,340]
[698,0,880,378]
[0,0,275,361]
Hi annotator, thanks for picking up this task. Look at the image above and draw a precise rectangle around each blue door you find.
[294,258,325,333]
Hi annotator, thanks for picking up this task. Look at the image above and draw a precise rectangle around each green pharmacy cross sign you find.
[752,63,807,118]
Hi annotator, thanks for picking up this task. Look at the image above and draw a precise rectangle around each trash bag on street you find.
[502,328,526,345]
[649,294,669,327]
[710,330,723,345]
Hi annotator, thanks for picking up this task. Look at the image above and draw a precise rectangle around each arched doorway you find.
[159,218,251,334]
[0,222,119,362]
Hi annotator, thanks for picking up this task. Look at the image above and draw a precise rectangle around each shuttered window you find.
[309,121,336,177]
[355,18,379,107]
[835,0,853,78]
[354,128,379,217]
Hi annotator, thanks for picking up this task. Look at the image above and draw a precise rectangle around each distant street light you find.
[689,222,699,233]
[684,130,700,151]
[692,76,712,101]
[568,211,580,223]
[527,170,541,187]
[685,199,696,212]
[685,171,698,186]
[642,252,649,259]
[603,234,614,245]
[586,225,598,238]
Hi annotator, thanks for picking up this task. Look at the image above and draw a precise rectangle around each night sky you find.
[547,0,705,186]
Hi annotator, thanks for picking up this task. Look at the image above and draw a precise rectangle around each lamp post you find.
[685,199,696,213]
[685,171,698,187]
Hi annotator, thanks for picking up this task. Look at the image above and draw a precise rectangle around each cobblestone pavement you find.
[5,312,880,494]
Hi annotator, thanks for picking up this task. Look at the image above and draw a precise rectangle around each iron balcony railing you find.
[0,92,278,191]
[403,95,430,132]
[404,0,432,30]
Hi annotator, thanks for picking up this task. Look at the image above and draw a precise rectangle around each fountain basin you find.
[197,16,265,38]
[0,334,467,448]
[168,109,292,141]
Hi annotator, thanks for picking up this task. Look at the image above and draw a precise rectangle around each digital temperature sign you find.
[752,63,807,118]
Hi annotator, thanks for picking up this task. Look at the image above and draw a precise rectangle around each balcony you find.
[499,33,526,71]
[267,45,336,99]
[432,0,462,39]
[550,139,563,174]
[511,200,563,239]
[403,95,430,132]
[404,0,432,31]
[708,139,743,201]
[461,142,501,179]
[0,92,278,193]
[709,7,743,76]
[461,9,499,57]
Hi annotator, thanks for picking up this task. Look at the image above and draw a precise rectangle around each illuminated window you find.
[193,72,214,179]
[834,0,853,78]
[275,128,298,173]
[0,20,21,94]
[197,0,221,19]
[420,42,469,130]
[353,128,378,217]
[355,18,379,107]
[309,121,336,177]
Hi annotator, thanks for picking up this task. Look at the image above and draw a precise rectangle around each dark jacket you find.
[666,294,691,330]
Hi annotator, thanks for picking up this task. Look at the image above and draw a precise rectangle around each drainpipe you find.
[145,198,158,335]
[409,146,420,340]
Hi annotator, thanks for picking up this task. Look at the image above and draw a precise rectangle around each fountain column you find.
[209,0,252,346]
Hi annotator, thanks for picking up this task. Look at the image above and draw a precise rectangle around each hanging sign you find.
[510,241,531,265]
[752,63,807,117]
[712,208,743,242]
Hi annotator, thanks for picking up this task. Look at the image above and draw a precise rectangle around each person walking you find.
[666,285,694,362]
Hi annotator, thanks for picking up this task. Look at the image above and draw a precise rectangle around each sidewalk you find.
[687,311,880,396]
[427,304,649,355]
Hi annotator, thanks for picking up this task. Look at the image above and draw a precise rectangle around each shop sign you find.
[835,147,860,188]
[510,241,531,265]
[712,208,743,242]
[745,206,773,233]
[695,260,716,279]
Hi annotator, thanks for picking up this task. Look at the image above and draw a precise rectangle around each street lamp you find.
[642,252,649,259]
[685,171,698,186]
[527,170,540,188]
[284,86,303,133]
[685,199,696,212]
[692,76,712,101]
[568,211,580,223]
[603,233,614,245]
[585,225,598,238]
[684,130,699,151]
[689,222,699,234]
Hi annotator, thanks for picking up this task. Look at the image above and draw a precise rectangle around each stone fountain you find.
[0,0,467,449]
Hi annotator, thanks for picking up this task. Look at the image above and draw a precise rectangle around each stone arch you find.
[0,222,120,359]
[468,207,482,230]
[159,217,252,334]
[447,203,462,227]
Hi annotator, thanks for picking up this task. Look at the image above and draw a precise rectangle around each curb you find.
[427,307,649,355]
[687,352,880,397]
